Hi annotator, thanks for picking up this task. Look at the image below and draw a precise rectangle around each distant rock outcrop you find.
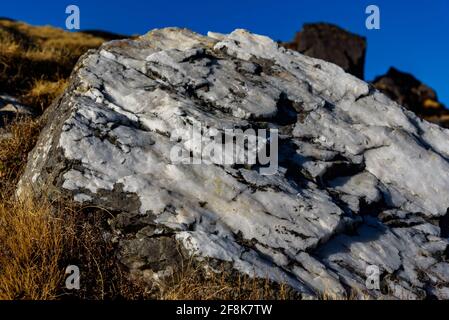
[283,23,366,79]
[373,67,449,127]
[18,28,449,299]
[284,23,448,128]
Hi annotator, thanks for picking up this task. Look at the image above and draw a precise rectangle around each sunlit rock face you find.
[18,28,449,299]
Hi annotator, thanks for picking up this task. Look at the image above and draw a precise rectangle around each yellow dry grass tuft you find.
[26,79,68,110]
[0,117,42,194]
[0,197,64,300]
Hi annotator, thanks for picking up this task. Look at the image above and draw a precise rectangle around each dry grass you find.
[0,197,63,299]
[0,117,42,194]
[0,19,105,111]
[25,79,68,111]
[161,261,297,300]
[0,193,149,300]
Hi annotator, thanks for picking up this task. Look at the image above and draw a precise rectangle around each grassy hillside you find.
[0,19,117,299]
[0,19,107,110]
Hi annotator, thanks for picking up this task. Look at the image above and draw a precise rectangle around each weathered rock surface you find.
[282,23,366,79]
[18,28,449,299]
[373,67,449,128]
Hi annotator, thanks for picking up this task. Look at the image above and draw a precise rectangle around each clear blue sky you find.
[2,0,448,105]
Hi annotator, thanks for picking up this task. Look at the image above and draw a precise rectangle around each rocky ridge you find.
[283,23,366,79]
[18,28,449,299]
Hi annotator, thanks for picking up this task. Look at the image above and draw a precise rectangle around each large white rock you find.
[18,28,449,299]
